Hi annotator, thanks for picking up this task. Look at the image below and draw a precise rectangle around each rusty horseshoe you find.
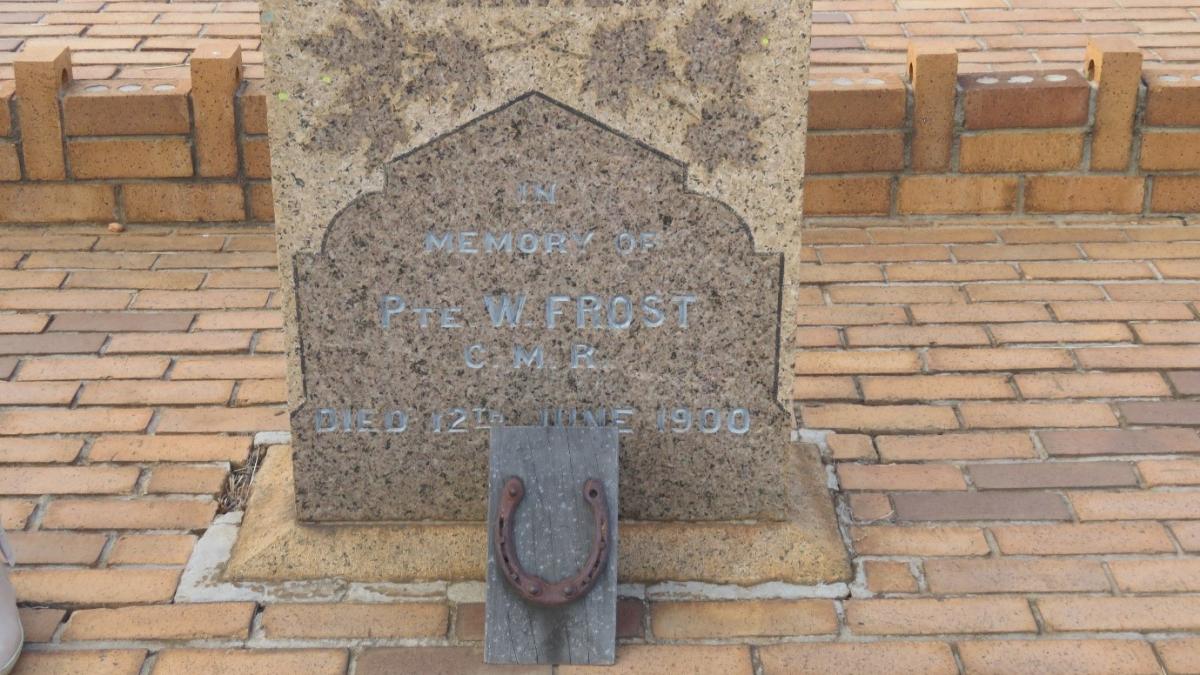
[494,476,610,607]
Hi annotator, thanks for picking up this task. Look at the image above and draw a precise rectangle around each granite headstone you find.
[291,94,804,523]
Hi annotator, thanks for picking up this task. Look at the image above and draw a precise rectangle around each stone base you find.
[225,446,850,586]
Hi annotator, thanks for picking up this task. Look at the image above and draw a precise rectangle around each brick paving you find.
[0,219,1198,671]
[3,0,1200,80]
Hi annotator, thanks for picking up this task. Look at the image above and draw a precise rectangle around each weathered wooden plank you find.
[485,426,618,665]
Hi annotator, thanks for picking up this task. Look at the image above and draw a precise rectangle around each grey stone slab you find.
[290,94,804,523]
[485,426,617,665]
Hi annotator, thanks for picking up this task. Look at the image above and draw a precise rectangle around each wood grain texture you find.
[485,426,618,665]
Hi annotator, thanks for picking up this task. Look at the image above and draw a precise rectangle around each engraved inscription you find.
[291,95,795,522]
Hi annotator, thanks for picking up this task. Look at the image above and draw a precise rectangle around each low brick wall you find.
[2,38,1200,225]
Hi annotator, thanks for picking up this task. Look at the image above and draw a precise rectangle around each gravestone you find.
[258,0,849,585]
[291,93,802,523]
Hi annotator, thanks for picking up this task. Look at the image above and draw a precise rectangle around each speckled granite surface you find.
[267,0,828,537]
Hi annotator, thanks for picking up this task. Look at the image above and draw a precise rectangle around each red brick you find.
[960,131,1084,172]
[17,355,170,381]
[846,325,991,347]
[106,331,252,354]
[12,568,180,605]
[0,184,116,224]
[0,289,130,311]
[802,404,959,432]
[1042,428,1200,456]
[64,603,255,641]
[1071,491,1200,520]
[1109,560,1200,592]
[1152,176,1200,213]
[827,284,964,304]
[15,44,70,181]
[156,407,288,433]
[1088,37,1142,170]
[892,490,1071,520]
[827,434,875,461]
[64,82,190,136]
[0,381,80,405]
[66,270,205,290]
[806,131,905,173]
[927,347,1072,371]
[886,262,1019,281]
[808,74,906,130]
[760,642,956,675]
[68,137,192,179]
[20,607,66,642]
[925,558,1110,593]
[1025,176,1146,214]
[845,597,1036,635]
[109,533,197,565]
[908,43,957,171]
[861,375,1014,400]
[1133,322,1200,343]
[958,640,1159,675]
[171,356,285,380]
[849,493,894,522]
[42,497,217,529]
[819,244,951,263]
[1000,227,1126,244]
[1039,596,1200,632]
[1140,130,1200,170]
[1053,300,1194,320]
[122,183,246,222]
[9,531,106,564]
[801,176,897,214]
[23,252,156,270]
[257,602,447,639]
[910,303,1050,323]
[1015,372,1170,398]
[992,522,1176,555]
[0,408,152,435]
[970,461,1137,489]
[1078,346,1200,369]
[865,560,919,593]
[131,289,269,310]
[839,463,966,490]
[1017,258,1156,277]
[1120,400,1200,425]
[7,650,146,675]
[960,70,1090,129]
[190,41,241,177]
[959,402,1119,428]
[1169,371,1200,394]
[0,465,139,495]
[877,432,1036,461]
[155,252,277,269]
[794,376,859,400]
[966,282,1104,301]
[650,600,837,639]
[89,434,252,463]
[991,322,1133,343]
[1086,242,1200,259]
[234,379,287,405]
[796,306,908,325]
[152,649,349,675]
[147,464,229,494]
[0,271,65,290]
[898,176,1018,215]
[0,437,82,463]
[354,646,541,674]
[1156,639,1200,675]
[851,525,989,555]
[795,350,921,374]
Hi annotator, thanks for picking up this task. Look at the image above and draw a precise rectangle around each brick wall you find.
[2,38,1200,225]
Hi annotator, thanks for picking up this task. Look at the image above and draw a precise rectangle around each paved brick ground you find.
[1,218,1200,672]
[2,0,1200,80]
